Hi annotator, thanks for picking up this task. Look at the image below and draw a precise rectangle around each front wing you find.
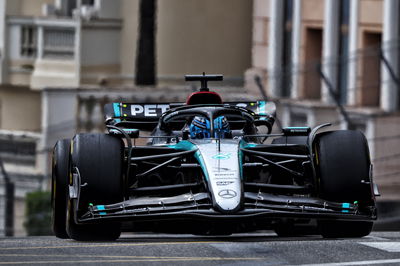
[79,191,377,223]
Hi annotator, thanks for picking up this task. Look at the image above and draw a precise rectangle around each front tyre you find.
[315,130,374,238]
[51,139,70,239]
[66,133,124,241]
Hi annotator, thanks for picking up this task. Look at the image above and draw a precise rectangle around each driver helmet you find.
[189,116,231,139]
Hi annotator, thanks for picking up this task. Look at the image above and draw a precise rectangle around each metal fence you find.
[0,132,43,236]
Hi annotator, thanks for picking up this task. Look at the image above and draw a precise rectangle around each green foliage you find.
[24,191,52,236]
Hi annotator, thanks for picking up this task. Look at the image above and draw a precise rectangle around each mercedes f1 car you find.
[51,74,378,241]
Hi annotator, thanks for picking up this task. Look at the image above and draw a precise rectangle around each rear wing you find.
[104,101,276,130]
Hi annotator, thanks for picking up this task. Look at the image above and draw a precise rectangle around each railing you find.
[8,17,78,61]
[0,130,41,167]
[42,28,75,59]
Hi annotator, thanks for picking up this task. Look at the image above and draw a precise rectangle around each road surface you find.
[1,231,400,265]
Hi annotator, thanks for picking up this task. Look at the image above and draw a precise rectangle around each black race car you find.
[51,74,378,241]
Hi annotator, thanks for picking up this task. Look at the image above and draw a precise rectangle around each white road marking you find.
[359,242,400,252]
[0,253,262,260]
[0,241,225,250]
[0,257,265,264]
[293,258,400,266]
[363,235,389,241]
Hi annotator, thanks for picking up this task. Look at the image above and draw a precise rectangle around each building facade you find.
[0,0,253,235]
[246,0,400,202]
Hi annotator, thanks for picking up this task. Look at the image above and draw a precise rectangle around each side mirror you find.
[254,116,275,134]
[282,127,311,136]
[126,128,140,138]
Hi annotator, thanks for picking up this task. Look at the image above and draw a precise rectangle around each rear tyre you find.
[66,133,124,241]
[51,139,70,239]
[315,130,374,238]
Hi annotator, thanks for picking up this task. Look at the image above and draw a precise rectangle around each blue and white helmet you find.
[189,116,230,139]
[213,116,230,138]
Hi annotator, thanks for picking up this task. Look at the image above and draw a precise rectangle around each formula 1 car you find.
[51,74,378,241]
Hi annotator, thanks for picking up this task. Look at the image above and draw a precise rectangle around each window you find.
[20,26,37,58]
[360,32,381,106]
[303,28,323,99]
[43,28,75,59]
[0,138,37,166]
[56,0,95,17]
[82,0,95,5]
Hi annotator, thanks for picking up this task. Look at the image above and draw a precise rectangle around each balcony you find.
[6,16,121,89]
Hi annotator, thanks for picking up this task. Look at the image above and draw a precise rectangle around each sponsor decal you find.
[216,181,234,186]
[212,153,231,160]
[213,167,231,171]
[130,104,170,117]
[218,189,237,199]
[214,173,235,177]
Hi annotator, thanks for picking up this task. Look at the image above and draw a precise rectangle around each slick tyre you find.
[315,130,374,238]
[66,133,123,241]
[51,139,70,239]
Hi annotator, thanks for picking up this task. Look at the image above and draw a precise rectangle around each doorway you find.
[360,32,381,106]
[303,28,323,99]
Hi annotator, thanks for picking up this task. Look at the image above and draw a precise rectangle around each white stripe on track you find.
[293,258,400,266]
[359,242,400,252]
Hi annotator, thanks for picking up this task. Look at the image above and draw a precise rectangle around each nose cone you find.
[195,140,242,213]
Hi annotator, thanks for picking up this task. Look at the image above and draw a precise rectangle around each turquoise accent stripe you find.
[168,141,209,181]
[168,140,197,151]
[97,205,105,211]
[258,101,266,115]
[243,143,257,148]
[99,212,107,215]
[342,203,350,213]
[113,103,121,117]
[194,150,209,181]
[342,203,350,209]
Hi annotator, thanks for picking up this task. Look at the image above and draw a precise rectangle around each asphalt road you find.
[1,231,400,265]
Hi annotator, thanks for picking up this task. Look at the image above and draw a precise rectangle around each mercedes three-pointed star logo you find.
[218,189,237,199]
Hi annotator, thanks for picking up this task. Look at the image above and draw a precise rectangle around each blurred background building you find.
[0,0,253,236]
[0,0,399,235]
[245,0,400,204]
